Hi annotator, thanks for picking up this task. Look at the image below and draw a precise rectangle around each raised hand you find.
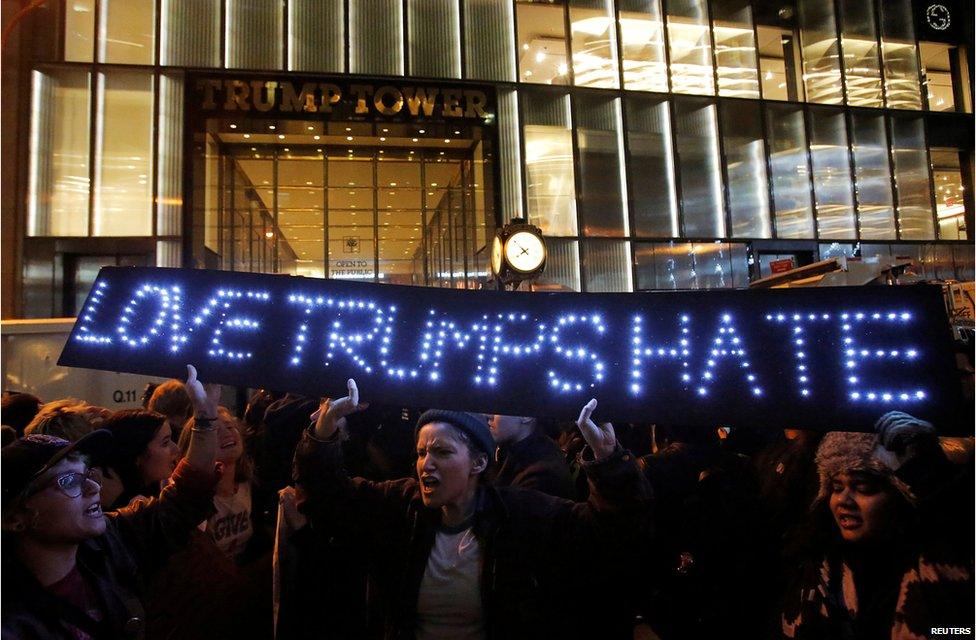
[313,379,368,440]
[872,410,937,470]
[185,364,219,419]
[576,398,617,461]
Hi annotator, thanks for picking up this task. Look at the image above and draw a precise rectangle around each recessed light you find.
[278,134,285,139]
[390,182,397,186]
[283,148,289,152]
[345,127,351,132]
[431,183,438,187]
[243,133,251,139]
[412,138,418,142]
[313,135,320,140]
[230,124,237,129]
[379,137,386,141]
[346,136,354,141]
[348,149,353,153]
[306,181,313,185]
[454,130,460,134]
[444,139,450,143]
[419,129,426,134]
[269,125,276,130]
[307,126,314,131]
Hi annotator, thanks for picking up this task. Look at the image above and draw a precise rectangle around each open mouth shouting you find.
[420,475,440,496]
[84,502,103,519]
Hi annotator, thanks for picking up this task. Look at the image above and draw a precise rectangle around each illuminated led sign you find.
[59,267,968,433]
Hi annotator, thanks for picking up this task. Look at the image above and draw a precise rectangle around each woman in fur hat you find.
[779,411,973,640]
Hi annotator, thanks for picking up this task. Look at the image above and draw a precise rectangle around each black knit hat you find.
[415,410,494,458]
[2,430,113,507]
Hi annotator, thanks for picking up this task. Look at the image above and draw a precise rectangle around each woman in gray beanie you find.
[779,411,973,640]
[293,380,650,640]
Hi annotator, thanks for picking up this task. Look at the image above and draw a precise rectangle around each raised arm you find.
[108,365,220,575]
[293,380,418,546]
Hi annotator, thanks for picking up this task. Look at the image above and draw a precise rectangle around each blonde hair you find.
[148,380,193,424]
[180,407,253,483]
[23,401,95,442]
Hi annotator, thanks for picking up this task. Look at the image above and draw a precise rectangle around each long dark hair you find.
[100,409,168,507]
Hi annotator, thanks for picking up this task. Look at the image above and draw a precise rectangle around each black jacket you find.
[293,428,651,640]
[1,460,217,640]
[490,433,576,500]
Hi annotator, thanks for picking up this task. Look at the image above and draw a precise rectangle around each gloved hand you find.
[576,399,617,461]
[872,411,937,470]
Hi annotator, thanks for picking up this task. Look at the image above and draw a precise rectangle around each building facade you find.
[2,0,973,319]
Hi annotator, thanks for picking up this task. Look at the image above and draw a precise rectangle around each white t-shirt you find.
[415,525,485,640]
[200,481,253,560]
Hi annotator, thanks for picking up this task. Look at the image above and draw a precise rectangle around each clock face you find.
[490,235,503,275]
[926,4,950,30]
[504,230,546,274]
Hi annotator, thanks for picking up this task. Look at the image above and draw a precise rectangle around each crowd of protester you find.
[1,371,972,639]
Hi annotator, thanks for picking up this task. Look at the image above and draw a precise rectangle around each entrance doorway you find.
[193,118,495,289]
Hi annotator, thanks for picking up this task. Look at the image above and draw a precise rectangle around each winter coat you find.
[1,460,217,640]
[489,433,576,500]
[779,447,974,640]
[292,428,652,640]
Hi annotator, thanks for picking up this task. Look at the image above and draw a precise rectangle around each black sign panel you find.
[915,0,962,43]
[59,267,968,433]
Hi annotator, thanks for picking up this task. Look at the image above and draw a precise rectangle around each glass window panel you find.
[890,115,935,239]
[954,244,975,281]
[635,241,726,289]
[838,0,883,107]
[618,0,668,92]
[798,0,843,104]
[729,242,750,287]
[667,0,715,95]
[99,0,155,64]
[931,149,967,240]
[288,0,344,72]
[93,71,154,236]
[692,241,734,288]
[156,239,182,268]
[576,94,627,236]
[569,0,619,89]
[673,97,724,237]
[720,100,770,237]
[464,0,516,82]
[711,0,760,98]
[157,73,183,236]
[919,43,957,112]
[516,1,569,85]
[350,0,403,76]
[849,112,896,239]
[765,104,814,238]
[626,96,678,236]
[497,89,524,220]
[879,0,922,110]
[536,238,580,291]
[161,0,221,67]
[65,0,95,62]
[583,240,632,292]
[523,91,577,236]
[755,5,804,102]
[808,107,856,238]
[28,69,91,237]
[818,241,856,260]
[226,0,282,70]
[409,0,461,79]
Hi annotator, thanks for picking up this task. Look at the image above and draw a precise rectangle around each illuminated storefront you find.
[3,0,973,319]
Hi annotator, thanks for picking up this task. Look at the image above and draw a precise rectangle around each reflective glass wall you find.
[17,0,975,311]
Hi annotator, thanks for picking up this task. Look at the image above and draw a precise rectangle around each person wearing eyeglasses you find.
[1,365,222,640]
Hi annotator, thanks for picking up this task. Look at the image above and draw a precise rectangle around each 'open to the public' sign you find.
[59,267,969,433]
